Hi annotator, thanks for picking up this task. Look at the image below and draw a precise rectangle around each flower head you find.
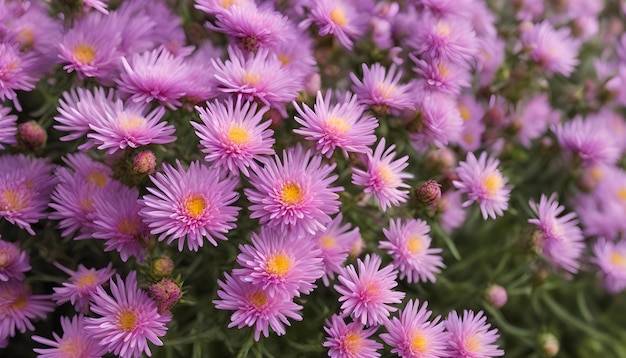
[32,315,109,358]
[521,21,580,77]
[444,310,504,358]
[0,42,37,110]
[52,262,115,313]
[408,14,478,65]
[592,238,626,294]
[334,254,406,326]
[552,116,620,166]
[0,280,54,341]
[323,314,382,358]
[409,92,463,151]
[304,0,369,50]
[313,213,361,286]
[0,238,30,282]
[350,63,415,115]
[0,106,18,149]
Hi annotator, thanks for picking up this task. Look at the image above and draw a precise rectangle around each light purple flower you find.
[350,62,415,114]
[553,116,620,166]
[32,315,109,358]
[0,105,18,150]
[303,0,369,50]
[511,94,560,148]
[0,42,37,110]
[410,92,463,151]
[521,21,580,77]
[54,87,114,143]
[194,0,255,16]
[52,262,115,313]
[323,314,382,358]
[313,213,361,286]
[0,237,31,282]
[592,238,626,294]
[408,14,478,65]
[411,57,472,96]
[0,280,54,341]
[444,310,504,357]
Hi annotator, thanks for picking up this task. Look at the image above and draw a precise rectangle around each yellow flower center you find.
[463,133,474,145]
[277,53,292,67]
[617,188,626,201]
[465,334,482,352]
[2,189,27,211]
[17,28,35,50]
[118,309,137,331]
[73,43,96,64]
[483,172,503,196]
[75,272,98,288]
[375,83,393,99]
[327,117,350,134]
[437,22,451,36]
[411,332,428,353]
[78,197,94,213]
[58,337,85,358]
[86,171,108,188]
[610,252,626,268]
[11,295,28,310]
[378,165,394,185]
[320,235,336,248]
[280,182,304,206]
[227,124,250,145]
[437,62,451,78]
[459,104,471,121]
[185,195,206,218]
[589,166,604,181]
[344,332,363,353]
[266,253,292,276]
[120,115,146,131]
[407,236,423,255]
[221,0,235,7]
[243,72,260,85]
[330,8,347,26]
[118,219,138,236]
[248,290,268,308]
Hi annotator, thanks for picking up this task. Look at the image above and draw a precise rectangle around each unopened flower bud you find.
[483,107,506,127]
[151,255,174,278]
[17,121,46,149]
[303,73,321,97]
[427,147,456,171]
[149,278,182,313]
[416,180,442,207]
[133,150,157,175]
[485,284,508,308]
[539,333,559,357]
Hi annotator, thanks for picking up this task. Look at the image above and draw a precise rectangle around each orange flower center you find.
[343,332,363,353]
[2,189,27,211]
[406,236,423,255]
[118,219,138,236]
[248,290,268,308]
[73,43,96,64]
[266,253,292,276]
[281,182,304,206]
[85,171,108,188]
[118,309,138,331]
[483,172,503,196]
[330,8,347,26]
[75,272,98,288]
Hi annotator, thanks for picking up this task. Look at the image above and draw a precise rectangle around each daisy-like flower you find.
[87,97,176,154]
[412,58,472,96]
[0,42,37,110]
[214,271,303,341]
[245,145,343,236]
[380,299,449,358]
[304,0,368,50]
[323,314,383,358]
[379,219,445,284]
[408,14,478,65]
[54,87,114,143]
[234,226,324,297]
[439,190,467,234]
[334,254,406,326]
[139,160,240,251]
[32,315,109,358]
[528,193,585,274]
[444,310,504,357]
[84,272,170,358]
[314,213,361,286]
[452,152,512,220]
[194,0,255,16]
[552,117,620,166]
[592,238,626,294]
[352,138,413,212]
[0,106,18,149]
[293,90,378,158]
[0,280,54,341]
[212,46,301,116]
[0,237,31,282]
[521,21,580,77]
[410,92,463,151]
[52,262,115,313]
[116,47,191,109]
[350,63,415,115]
[192,96,275,176]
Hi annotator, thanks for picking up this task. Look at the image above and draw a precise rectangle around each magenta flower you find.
[521,21,580,77]
[0,281,54,341]
[323,314,382,358]
[552,116,620,166]
[245,145,343,236]
[408,14,478,65]
[116,47,191,109]
[54,87,114,143]
[84,272,170,358]
[452,152,512,220]
[439,190,467,234]
[214,271,303,341]
[0,42,37,110]
[52,262,115,313]
[592,238,626,294]
[194,0,255,16]
[444,310,504,357]
[192,96,275,176]
[335,254,406,326]
[350,63,415,114]
[352,138,413,211]
[380,299,449,358]
[411,57,472,96]
[304,0,368,50]
[313,213,361,286]
[380,218,445,284]
[293,90,378,158]
[32,315,109,358]
[511,94,559,148]
[409,92,463,151]
[528,193,585,274]
[139,160,241,251]
[0,237,30,282]
[0,106,17,149]
[234,226,324,297]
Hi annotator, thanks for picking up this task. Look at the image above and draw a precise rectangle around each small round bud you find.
[427,147,455,171]
[150,255,174,278]
[133,150,157,175]
[17,121,46,149]
[149,278,182,313]
[483,107,506,127]
[416,180,442,207]
[539,333,559,357]
[485,284,508,308]
[303,73,321,97]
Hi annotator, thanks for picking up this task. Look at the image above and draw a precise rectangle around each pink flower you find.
[552,116,620,166]
[0,237,31,282]
[334,254,406,326]
[323,314,382,358]
[0,280,54,341]
[521,21,580,76]
[0,42,37,110]
[0,106,18,149]
[350,63,415,115]
[592,238,626,294]
[313,213,361,286]
[444,310,504,357]
[32,315,109,358]
[52,262,115,313]
[84,272,170,358]
[303,0,369,50]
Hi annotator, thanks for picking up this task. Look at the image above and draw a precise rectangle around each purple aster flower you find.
[194,0,255,16]
[293,90,379,158]
[414,0,474,19]
[273,30,317,81]
[303,0,369,50]
[32,315,109,358]
[352,138,413,211]
[323,314,382,358]
[54,87,113,143]
[408,14,478,65]
[0,42,37,110]
[52,262,115,313]
[444,310,504,357]
[528,193,585,274]
[116,47,191,109]
[84,272,170,358]
[380,299,449,358]
[452,152,512,220]
[477,35,506,88]
[0,106,17,149]
[379,218,445,284]
[110,0,158,55]
[192,96,275,176]
[234,226,324,297]
[350,62,415,115]
[212,46,301,116]
[245,144,343,236]
[0,237,30,282]
[411,57,472,96]
[552,116,620,166]
[134,0,191,56]
[334,254,406,326]
[0,280,54,341]
[92,182,150,262]
[520,21,580,77]
[139,160,240,251]
[208,4,295,52]
[439,190,467,234]
[313,213,361,286]
[214,271,303,341]
[409,92,463,152]
[592,238,626,294]
[511,94,560,147]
